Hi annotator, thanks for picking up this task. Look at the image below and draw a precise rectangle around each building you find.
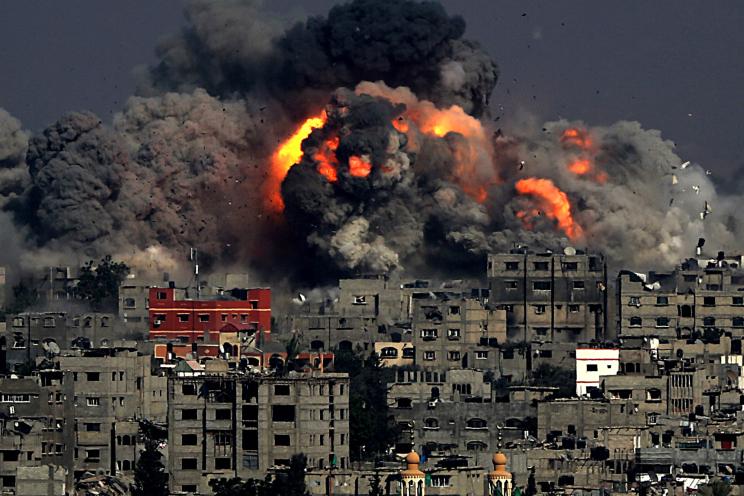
[412,293,505,370]
[487,249,607,344]
[167,371,350,494]
[617,253,744,342]
[575,348,620,396]
[148,286,271,344]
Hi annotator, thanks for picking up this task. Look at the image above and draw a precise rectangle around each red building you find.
[148,286,271,343]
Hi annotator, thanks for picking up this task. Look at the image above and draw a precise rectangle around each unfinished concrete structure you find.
[487,249,608,344]
[167,371,350,495]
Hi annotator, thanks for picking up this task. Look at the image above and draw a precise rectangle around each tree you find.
[700,478,732,496]
[132,439,168,496]
[210,477,268,496]
[75,255,129,310]
[529,363,575,398]
[4,279,39,315]
[333,348,399,460]
[368,471,385,496]
[271,454,311,496]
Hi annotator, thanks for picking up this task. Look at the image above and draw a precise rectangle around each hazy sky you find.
[1,1,742,182]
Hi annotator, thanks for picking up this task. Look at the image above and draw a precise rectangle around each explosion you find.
[515,178,584,241]
[266,112,327,212]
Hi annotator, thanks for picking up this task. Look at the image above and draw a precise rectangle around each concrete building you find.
[412,294,506,370]
[167,371,350,494]
[617,253,744,342]
[575,347,620,396]
[148,285,271,344]
[487,249,608,344]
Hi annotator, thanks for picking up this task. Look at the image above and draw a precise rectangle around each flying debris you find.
[706,169,712,175]
[691,185,700,194]
[291,293,307,306]
[680,161,690,169]
[671,174,678,185]
[700,201,712,220]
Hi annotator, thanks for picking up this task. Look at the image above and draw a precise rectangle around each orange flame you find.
[392,117,409,133]
[348,155,372,178]
[515,178,583,240]
[561,128,592,149]
[314,136,339,182]
[568,159,592,175]
[267,112,326,211]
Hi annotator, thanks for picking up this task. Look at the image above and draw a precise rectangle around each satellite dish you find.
[46,341,60,356]
[564,246,577,256]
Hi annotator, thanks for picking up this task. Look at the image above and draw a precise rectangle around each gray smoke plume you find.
[140,0,498,117]
[0,0,740,283]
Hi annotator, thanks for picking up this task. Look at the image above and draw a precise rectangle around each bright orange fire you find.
[314,136,339,183]
[561,128,592,149]
[392,116,409,133]
[515,178,583,240]
[568,159,592,175]
[267,112,327,211]
[348,155,372,178]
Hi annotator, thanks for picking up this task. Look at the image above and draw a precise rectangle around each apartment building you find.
[617,253,744,342]
[412,294,506,370]
[487,249,607,344]
[167,371,350,494]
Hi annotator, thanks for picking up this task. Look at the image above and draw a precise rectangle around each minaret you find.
[400,450,425,496]
[487,452,513,496]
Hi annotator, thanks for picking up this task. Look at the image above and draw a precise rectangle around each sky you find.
[1,0,742,183]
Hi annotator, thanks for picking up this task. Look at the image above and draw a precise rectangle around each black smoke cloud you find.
[0,0,738,282]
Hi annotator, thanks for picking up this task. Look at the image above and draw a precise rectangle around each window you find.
[505,280,518,290]
[182,384,197,395]
[85,423,101,432]
[734,317,744,328]
[181,409,198,420]
[86,397,100,407]
[198,314,210,322]
[85,449,101,462]
[402,347,415,359]
[646,388,662,402]
[449,306,460,315]
[123,297,136,309]
[505,261,519,271]
[466,418,487,429]
[534,305,546,315]
[475,351,488,360]
[272,405,295,422]
[181,458,198,470]
[0,394,30,403]
[215,409,231,421]
[563,262,578,271]
[240,314,248,323]
[86,372,100,382]
[573,281,585,290]
[629,316,642,327]
[274,435,291,446]
[182,485,198,493]
[586,364,598,372]
[683,274,697,282]
[12,317,24,327]
[569,304,580,313]
[274,385,290,395]
[703,316,716,327]
[447,328,461,339]
[424,418,439,429]
[380,347,398,358]
[214,458,231,470]
[431,475,451,487]
[656,317,670,328]
[421,329,438,339]
[423,351,436,361]
[178,314,190,322]
[157,291,167,300]
[628,296,641,307]
[182,434,198,445]
[704,296,716,307]
[534,262,549,271]
[656,296,669,306]
[353,295,367,305]
[43,317,55,328]
[221,314,228,322]
[533,281,551,291]
[448,351,461,361]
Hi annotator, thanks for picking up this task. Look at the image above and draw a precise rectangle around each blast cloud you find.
[0,0,739,282]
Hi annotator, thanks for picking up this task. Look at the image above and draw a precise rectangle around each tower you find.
[400,450,425,496]
[487,452,512,496]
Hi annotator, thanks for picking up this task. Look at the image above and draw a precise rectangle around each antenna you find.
[189,248,200,298]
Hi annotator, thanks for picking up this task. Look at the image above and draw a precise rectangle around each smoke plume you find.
[0,0,739,282]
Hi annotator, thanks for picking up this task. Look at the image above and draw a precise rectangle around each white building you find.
[576,348,620,396]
